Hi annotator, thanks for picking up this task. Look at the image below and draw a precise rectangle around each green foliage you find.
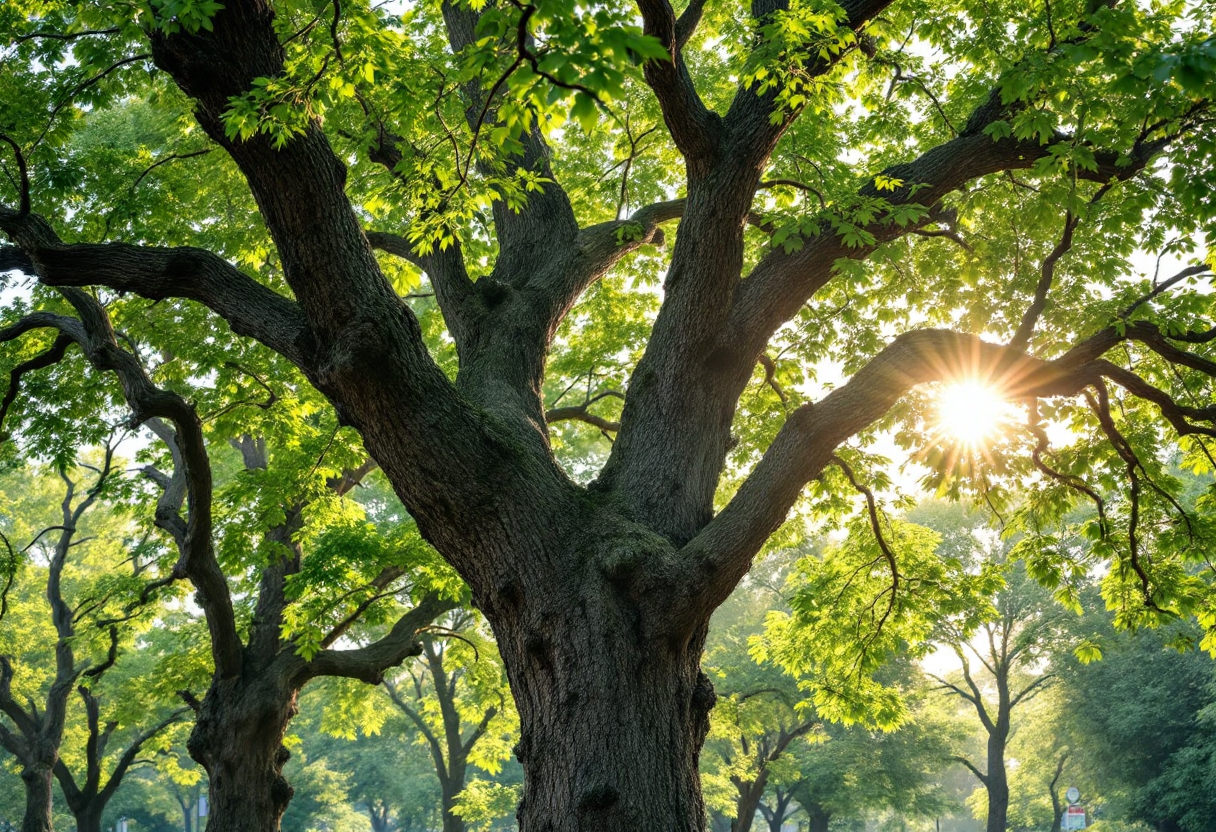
[756,512,1001,726]
[1057,612,1216,832]
[450,779,522,831]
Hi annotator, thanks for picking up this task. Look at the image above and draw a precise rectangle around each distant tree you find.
[382,612,516,832]
[782,675,957,832]
[1060,617,1216,832]
[701,576,816,832]
[297,677,443,832]
[0,457,184,832]
[932,562,1074,832]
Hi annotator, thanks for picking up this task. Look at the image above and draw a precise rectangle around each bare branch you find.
[1010,672,1055,707]
[0,133,31,216]
[1010,211,1078,351]
[1123,264,1213,318]
[951,754,989,786]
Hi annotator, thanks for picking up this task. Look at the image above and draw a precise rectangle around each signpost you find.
[1063,786,1086,830]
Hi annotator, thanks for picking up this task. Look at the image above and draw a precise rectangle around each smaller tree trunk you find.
[368,804,391,832]
[804,805,831,832]
[176,792,194,832]
[986,730,1009,832]
[19,765,54,832]
[439,770,467,832]
[731,775,766,832]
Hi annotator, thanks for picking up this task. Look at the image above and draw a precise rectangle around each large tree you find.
[2,0,1216,830]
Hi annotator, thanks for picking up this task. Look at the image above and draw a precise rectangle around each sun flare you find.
[937,382,1011,448]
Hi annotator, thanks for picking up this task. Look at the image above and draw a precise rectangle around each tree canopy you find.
[2,0,1216,829]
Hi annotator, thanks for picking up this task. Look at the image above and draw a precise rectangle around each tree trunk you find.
[487,568,716,832]
[19,765,54,832]
[368,804,391,832]
[764,791,795,832]
[439,772,466,832]
[186,673,299,832]
[731,775,766,832]
[804,806,831,832]
[176,793,194,832]
[986,730,1009,832]
[68,807,102,832]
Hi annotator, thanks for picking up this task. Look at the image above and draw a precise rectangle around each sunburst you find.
[936,381,1013,451]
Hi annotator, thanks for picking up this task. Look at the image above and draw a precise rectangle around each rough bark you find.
[184,588,454,832]
[19,766,54,832]
[487,558,716,832]
[186,668,300,832]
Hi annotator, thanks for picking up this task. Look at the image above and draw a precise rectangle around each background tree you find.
[1058,616,1216,832]
[932,562,1074,832]
[382,613,517,832]
[0,455,185,832]
[779,672,958,832]
[1002,687,1077,832]
[3,1,1216,830]
[701,569,817,832]
[310,720,443,832]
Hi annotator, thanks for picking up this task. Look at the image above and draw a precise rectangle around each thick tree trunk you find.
[487,566,716,832]
[439,772,466,832]
[68,807,102,832]
[20,766,54,832]
[187,674,298,832]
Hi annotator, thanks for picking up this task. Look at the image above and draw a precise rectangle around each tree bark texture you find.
[19,766,54,832]
[489,558,716,832]
[186,672,300,832]
[0,0,1200,830]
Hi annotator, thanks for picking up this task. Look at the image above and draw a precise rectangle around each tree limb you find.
[298,591,457,685]
[635,0,720,163]
[0,216,315,371]
[664,327,1185,629]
